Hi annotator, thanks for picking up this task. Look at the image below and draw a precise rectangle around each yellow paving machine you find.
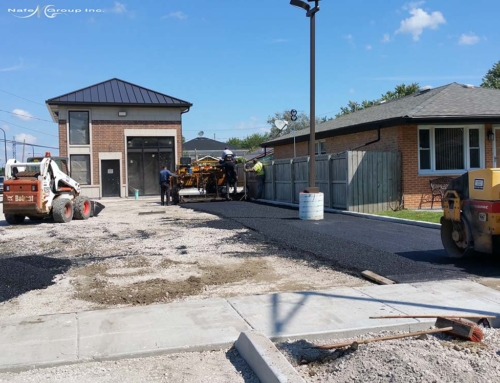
[171,156,247,203]
[441,169,500,257]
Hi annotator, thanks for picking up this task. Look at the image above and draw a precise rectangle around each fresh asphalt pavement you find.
[183,201,500,283]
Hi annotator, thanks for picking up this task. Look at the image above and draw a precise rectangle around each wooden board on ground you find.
[361,270,396,285]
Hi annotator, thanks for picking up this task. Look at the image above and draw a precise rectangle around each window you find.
[69,111,89,145]
[315,140,326,155]
[418,126,483,174]
[70,155,91,185]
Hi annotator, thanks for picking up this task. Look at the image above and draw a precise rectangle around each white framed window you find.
[70,154,91,185]
[315,140,326,155]
[418,125,484,174]
[69,111,90,145]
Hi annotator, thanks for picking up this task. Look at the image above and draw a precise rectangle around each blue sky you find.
[0,0,498,159]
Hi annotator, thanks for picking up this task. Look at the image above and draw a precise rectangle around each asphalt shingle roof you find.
[183,137,242,151]
[264,83,500,146]
[46,78,192,107]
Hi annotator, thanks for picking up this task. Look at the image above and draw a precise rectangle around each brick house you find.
[262,83,500,209]
[46,78,192,198]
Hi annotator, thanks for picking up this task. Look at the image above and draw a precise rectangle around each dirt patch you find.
[73,259,265,305]
[0,200,368,319]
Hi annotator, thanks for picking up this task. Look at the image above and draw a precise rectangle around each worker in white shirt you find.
[221,147,234,161]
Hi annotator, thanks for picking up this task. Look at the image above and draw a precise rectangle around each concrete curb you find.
[255,199,441,230]
[235,330,305,383]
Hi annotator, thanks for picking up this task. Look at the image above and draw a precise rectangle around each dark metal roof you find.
[263,83,500,147]
[46,78,192,107]
[183,137,243,151]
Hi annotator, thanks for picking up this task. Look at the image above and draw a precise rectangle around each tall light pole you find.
[290,0,320,192]
[0,126,6,165]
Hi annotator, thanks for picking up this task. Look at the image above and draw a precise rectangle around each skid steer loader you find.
[441,168,500,257]
[2,153,92,225]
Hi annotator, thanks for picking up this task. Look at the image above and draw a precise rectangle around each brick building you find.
[262,83,500,209]
[46,78,192,198]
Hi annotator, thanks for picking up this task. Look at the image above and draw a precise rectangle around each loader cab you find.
[26,156,69,175]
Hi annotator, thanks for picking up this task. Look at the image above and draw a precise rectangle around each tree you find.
[481,60,500,89]
[266,110,333,138]
[226,132,270,152]
[335,83,420,118]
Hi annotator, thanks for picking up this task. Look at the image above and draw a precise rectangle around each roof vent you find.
[463,84,475,88]
[378,100,387,104]
[418,85,433,92]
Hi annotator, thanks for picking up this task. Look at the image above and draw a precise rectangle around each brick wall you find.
[59,120,67,156]
[272,124,493,209]
[90,120,181,185]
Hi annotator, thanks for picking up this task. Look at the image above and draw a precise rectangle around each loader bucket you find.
[90,200,105,217]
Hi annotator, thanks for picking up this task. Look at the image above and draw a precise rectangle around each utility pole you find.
[12,136,16,160]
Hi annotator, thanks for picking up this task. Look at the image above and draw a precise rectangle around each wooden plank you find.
[290,159,294,203]
[362,152,368,213]
[369,152,375,214]
[361,270,396,285]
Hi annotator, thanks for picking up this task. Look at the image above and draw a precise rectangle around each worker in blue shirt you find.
[159,166,178,206]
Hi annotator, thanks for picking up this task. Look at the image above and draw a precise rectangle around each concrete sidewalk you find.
[1,279,500,372]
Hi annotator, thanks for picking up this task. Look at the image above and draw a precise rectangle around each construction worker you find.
[215,159,238,200]
[221,147,234,162]
[245,159,265,199]
[159,166,178,206]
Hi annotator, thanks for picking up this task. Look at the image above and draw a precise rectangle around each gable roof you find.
[263,83,500,147]
[46,78,192,108]
[183,137,242,151]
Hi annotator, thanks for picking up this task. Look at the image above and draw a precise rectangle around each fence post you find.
[290,158,294,203]
[327,154,333,208]
[272,160,276,201]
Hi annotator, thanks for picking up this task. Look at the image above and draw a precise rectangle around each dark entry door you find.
[101,160,120,197]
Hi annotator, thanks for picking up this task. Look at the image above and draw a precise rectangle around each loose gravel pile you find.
[278,327,500,383]
[0,348,259,383]
[0,198,367,319]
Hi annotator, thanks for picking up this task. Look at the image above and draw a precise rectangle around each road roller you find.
[441,168,500,257]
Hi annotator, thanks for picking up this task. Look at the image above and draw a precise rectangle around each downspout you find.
[349,126,381,151]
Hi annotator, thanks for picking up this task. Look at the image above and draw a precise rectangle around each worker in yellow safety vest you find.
[245,159,265,199]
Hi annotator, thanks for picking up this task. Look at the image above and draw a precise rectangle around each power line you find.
[0,109,53,123]
[0,88,45,106]
[0,119,58,137]
[0,138,58,149]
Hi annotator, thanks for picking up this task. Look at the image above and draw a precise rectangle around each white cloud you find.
[0,58,25,72]
[402,1,426,11]
[162,11,187,20]
[1,124,9,131]
[14,133,37,144]
[343,34,354,43]
[349,88,355,94]
[12,109,33,121]
[396,8,446,41]
[366,44,373,50]
[110,2,127,14]
[458,33,480,45]
[381,33,392,43]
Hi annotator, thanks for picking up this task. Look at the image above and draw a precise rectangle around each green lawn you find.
[376,210,442,224]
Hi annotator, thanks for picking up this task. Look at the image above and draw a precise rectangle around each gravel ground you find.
[278,326,500,383]
[0,348,259,383]
[0,198,367,319]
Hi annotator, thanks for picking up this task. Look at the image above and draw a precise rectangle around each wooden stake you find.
[370,314,496,319]
[312,327,453,350]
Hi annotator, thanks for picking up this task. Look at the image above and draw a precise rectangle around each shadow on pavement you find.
[225,347,260,383]
[0,255,72,303]
[397,249,500,278]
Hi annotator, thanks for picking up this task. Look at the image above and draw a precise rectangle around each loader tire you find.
[5,214,25,225]
[73,196,91,220]
[52,198,74,223]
